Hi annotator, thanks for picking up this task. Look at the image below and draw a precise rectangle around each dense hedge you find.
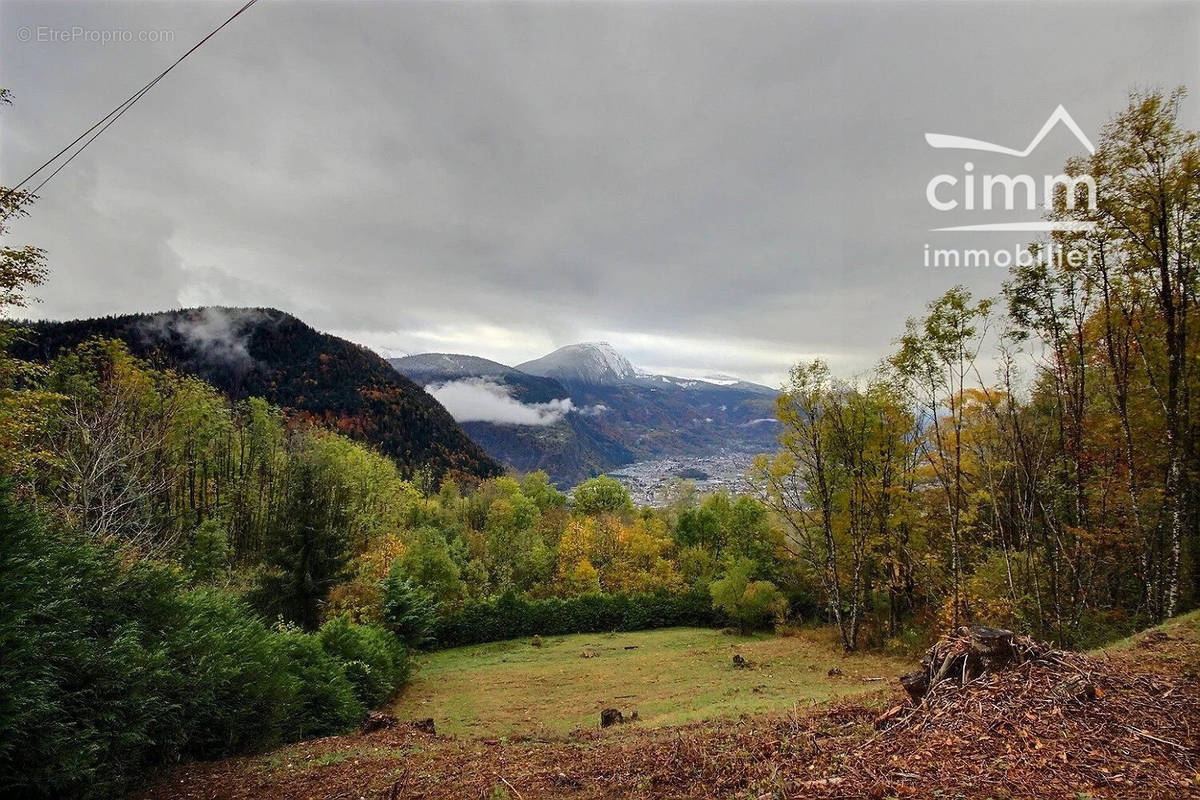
[0,490,405,800]
[434,589,720,647]
[317,615,409,708]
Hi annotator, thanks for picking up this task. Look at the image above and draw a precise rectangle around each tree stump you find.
[360,711,398,734]
[900,671,929,703]
[967,626,1015,655]
[966,626,1018,679]
[897,626,1045,704]
[600,708,624,727]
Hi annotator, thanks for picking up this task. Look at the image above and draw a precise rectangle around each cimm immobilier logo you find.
[922,105,1098,269]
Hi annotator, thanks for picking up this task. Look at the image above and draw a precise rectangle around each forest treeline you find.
[0,88,1196,797]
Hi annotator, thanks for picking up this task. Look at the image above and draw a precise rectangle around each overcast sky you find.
[2,0,1198,385]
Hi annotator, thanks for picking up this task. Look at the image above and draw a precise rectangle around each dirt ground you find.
[137,618,1200,800]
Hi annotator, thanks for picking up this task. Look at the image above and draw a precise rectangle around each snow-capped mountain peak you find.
[579,342,638,380]
[516,342,638,385]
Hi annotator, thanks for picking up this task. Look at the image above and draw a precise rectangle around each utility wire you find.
[2,0,261,210]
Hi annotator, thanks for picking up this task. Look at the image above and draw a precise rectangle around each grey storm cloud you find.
[2,0,1198,385]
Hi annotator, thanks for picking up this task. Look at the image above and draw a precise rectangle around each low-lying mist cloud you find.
[427,379,575,426]
[141,307,265,368]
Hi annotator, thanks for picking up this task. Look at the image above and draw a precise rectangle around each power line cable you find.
[28,73,162,196]
[2,0,261,209]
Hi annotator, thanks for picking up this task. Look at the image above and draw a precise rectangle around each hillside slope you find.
[135,616,1200,799]
[389,354,569,404]
[14,308,502,482]
[460,416,635,484]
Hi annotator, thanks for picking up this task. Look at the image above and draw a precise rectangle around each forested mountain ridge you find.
[14,308,502,481]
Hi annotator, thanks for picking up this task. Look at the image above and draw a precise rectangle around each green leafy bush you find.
[381,566,438,648]
[0,489,396,799]
[709,558,787,634]
[0,492,180,799]
[317,616,409,708]
[274,631,366,738]
[164,590,301,758]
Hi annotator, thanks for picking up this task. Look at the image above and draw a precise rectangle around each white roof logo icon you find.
[925,105,1095,157]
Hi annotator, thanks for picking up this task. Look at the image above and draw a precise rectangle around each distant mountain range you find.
[391,342,780,486]
[14,308,503,482]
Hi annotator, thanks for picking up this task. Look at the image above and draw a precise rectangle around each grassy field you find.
[389,627,911,738]
[1096,608,1200,659]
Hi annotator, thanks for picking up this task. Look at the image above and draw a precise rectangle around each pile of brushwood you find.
[896,625,1050,705]
[858,625,1199,797]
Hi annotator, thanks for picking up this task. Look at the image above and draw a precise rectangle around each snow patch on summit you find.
[582,342,638,381]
